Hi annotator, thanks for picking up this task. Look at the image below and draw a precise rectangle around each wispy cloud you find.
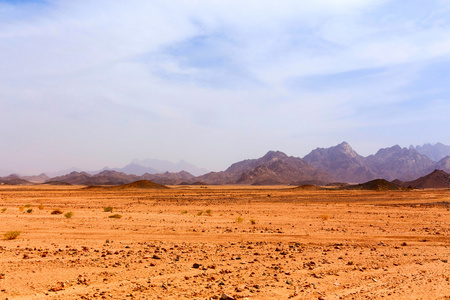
[0,0,449,174]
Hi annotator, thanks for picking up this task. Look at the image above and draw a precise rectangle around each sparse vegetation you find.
[109,214,122,219]
[197,211,203,216]
[104,206,114,213]
[19,206,25,212]
[236,216,244,223]
[4,231,21,240]
[205,209,212,216]
[26,209,33,213]
[51,209,63,215]
[181,210,188,214]
[64,211,74,218]
[38,204,45,210]
[24,204,31,208]
[321,214,329,221]
[1,208,6,213]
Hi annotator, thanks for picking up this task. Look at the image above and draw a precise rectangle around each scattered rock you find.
[220,293,235,300]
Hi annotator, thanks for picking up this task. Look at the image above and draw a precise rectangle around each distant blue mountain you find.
[414,143,450,161]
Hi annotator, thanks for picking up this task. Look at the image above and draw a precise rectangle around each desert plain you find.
[0,184,450,299]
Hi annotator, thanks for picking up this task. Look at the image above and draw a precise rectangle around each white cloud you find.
[1,0,450,174]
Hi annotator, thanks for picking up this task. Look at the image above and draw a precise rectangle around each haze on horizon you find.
[1,0,450,176]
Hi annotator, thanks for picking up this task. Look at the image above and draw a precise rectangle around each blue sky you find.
[1,0,450,175]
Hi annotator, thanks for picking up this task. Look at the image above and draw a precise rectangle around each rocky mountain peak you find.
[261,151,288,161]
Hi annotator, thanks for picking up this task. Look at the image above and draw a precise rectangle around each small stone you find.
[220,293,235,300]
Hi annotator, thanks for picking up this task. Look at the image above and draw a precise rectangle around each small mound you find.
[113,180,169,190]
[45,181,73,186]
[345,179,403,191]
[294,184,319,190]
[326,182,350,187]
[82,185,105,190]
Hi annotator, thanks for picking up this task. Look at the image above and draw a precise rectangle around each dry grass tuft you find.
[104,206,114,213]
[4,231,21,240]
[64,211,74,218]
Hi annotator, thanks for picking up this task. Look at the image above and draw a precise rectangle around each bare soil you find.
[1,185,450,299]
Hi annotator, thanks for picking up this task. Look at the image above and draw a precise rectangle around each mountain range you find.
[413,143,450,161]
[2,142,450,187]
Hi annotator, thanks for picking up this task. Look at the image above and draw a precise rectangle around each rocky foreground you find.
[0,186,450,299]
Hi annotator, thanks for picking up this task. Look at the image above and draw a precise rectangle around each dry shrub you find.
[19,206,25,212]
[38,204,45,210]
[321,214,329,221]
[1,208,6,213]
[181,210,188,214]
[26,209,33,214]
[205,209,212,216]
[250,219,256,225]
[104,206,114,213]
[197,211,203,216]
[51,209,63,215]
[64,211,74,218]
[236,216,244,223]
[109,214,122,219]
[4,231,21,240]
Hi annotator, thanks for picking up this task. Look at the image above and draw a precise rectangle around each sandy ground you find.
[0,185,450,299]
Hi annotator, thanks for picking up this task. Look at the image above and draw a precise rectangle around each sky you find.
[1,0,450,175]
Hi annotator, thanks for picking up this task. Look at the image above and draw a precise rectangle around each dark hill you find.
[403,169,450,189]
[112,180,169,190]
[345,179,403,191]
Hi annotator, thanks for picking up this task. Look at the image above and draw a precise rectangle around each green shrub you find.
[26,209,33,213]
